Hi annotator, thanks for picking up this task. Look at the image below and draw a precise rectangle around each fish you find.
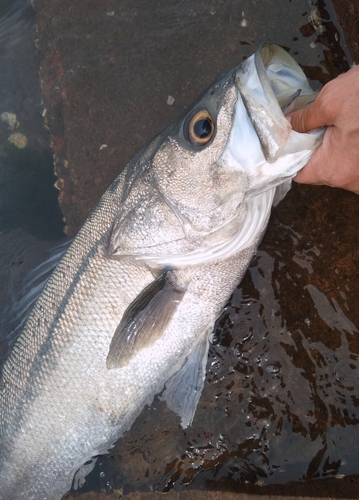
[0,44,323,500]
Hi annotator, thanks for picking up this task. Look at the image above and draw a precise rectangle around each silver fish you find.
[0,44,323,500]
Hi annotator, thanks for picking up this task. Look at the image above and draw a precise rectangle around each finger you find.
[288,101,326,133]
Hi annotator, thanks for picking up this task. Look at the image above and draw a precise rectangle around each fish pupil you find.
[194,118,212,138]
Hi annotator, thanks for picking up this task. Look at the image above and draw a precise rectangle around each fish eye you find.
[185,110,215,146]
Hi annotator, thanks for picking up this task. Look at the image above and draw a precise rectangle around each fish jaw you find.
[223,43,324,198]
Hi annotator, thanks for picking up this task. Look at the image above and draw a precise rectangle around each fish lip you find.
[235,43,320,164]
[221,44,324,197]
[235,45,290,163]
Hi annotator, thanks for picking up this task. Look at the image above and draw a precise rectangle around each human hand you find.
[288,65,359,195]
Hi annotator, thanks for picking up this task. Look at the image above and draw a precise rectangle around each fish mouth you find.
[222,44,324,197]
[236,44,322,164]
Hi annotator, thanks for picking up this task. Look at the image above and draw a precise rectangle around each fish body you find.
[0,45,323,500]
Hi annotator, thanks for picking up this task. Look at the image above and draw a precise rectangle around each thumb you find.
[288,103,321,133]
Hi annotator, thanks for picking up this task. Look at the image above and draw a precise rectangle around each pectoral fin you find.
[106,270,185,369]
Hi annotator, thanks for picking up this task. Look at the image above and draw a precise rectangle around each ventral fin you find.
[106,269,186,370]
[161,332,210,428]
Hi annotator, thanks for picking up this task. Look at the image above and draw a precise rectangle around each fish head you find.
[109,44,324,267]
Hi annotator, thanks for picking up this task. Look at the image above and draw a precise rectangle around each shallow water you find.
[0,0,358,498]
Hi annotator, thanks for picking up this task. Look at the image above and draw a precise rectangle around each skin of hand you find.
[288,65,359,195]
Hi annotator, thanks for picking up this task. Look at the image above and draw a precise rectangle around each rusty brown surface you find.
[331,0,359,63]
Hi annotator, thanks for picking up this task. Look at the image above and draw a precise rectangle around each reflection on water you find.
[0,0,359,498]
